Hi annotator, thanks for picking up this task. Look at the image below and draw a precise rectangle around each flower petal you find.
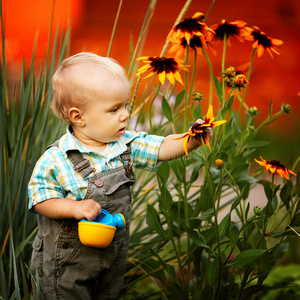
[206,105,214,121]
[211,120,227,127]
[158,71,166,85]
[204,134,211,152]
[173,71,184,85]
[183,135,190,156]
[166,72,175,85]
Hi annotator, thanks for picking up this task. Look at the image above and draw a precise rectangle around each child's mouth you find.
[118,128,126,135]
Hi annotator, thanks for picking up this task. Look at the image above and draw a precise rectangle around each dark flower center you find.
[251,30,272,47]
[215,22,240,39]
[268,160,285,169]
[150,57,178,74]
[175,17,205,34]
[180,35,203,49]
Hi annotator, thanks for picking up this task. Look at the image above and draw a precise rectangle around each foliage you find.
[0,2,68,297]
[0,0,299,299]
[119,1,300,299]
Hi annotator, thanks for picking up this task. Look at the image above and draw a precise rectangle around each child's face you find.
[71,68,130,147]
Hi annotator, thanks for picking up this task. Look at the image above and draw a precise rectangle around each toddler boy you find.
[28,52,210,299]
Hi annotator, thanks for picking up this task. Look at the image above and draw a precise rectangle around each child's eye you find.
[111,107,119,113]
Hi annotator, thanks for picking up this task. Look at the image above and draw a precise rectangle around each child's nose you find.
[120,109,129,122]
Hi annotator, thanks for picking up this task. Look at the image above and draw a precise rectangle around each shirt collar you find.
[59,125,141,160]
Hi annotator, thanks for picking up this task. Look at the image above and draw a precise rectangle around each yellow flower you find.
[211,19,250,45]
[244,26,283,58]
[136,56,188,85]
[174,105,226,156]
[255,156,296,180]
[215,159,224,169]
[167,12,215,46]
[169,34,216,58]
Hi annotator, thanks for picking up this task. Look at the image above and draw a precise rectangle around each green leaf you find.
[162,96,173,123]
[199,185,213,211]
[188,163,202,186]
[197,208,214,221]
[220,135,234,151]
[262,181,273,202]
[186,227,212,254]
[242,285,266,299]
[207,259,219,287]
[150,248,180,285]
[290,212,300,227]
[268,99,273,118]
[222,95,234,114]
[213,75,222,103]
[245,141,271,149]
[157,172,173,211]
[156,161,170,182]
[219,213,231,237]
[264,116,280,126]
[173,90,185,111]
[146,204,165,238]
[296,170,300,196]
[169,159,184,182]
[229,224,239,247]
[227,249,266,268]
[280,181,292,209]
[257,251,272,284]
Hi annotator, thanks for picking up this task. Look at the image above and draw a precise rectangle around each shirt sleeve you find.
[28,151,64,211]
[130,132,165,171]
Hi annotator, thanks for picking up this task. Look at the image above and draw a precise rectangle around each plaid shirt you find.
[28,127,164,210]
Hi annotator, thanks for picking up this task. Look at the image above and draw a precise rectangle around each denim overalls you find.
[31,144,135,300]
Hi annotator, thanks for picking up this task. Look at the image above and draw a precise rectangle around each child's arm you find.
[158,119,212,161]
[33,198,101,221]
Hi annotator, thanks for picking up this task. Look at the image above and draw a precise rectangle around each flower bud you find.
[192,91,205,102]
[233,74,248,88]
[215,159,224,169]
[248,125,255,132]
[281,104,291,114]
[248,106,259,116]
[254,206,262,216]
[224,66,236,78]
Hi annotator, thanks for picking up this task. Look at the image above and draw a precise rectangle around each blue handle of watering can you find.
[80,209,125,229]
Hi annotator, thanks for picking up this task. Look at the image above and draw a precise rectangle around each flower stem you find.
[106,0,123,57]
[160,0,193,56]
[184,46,190,132]
[233,49,256,133]
[149,83,161,133]
[188,49,198,105]
[182,159,192,286]
[129,74,141,119]
[254,110,283,134]
[201,136,222,296]
[221,33,227,108]
[202,47,214,107]
[203,0,216,21]
[241,48,256,101]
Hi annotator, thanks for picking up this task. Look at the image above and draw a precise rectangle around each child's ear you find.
[68,107,85,126]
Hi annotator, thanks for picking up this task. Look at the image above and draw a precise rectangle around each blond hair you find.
[51,52,129,123]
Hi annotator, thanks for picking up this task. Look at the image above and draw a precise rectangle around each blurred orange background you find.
[2,0,300,159]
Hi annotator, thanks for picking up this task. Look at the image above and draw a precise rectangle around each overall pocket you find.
[31,234,44,278]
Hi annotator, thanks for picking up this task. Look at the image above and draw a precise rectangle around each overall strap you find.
[119,145,133,178]
[46,140,95,179]
[66,150,95,178]
[66,144,132,179]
